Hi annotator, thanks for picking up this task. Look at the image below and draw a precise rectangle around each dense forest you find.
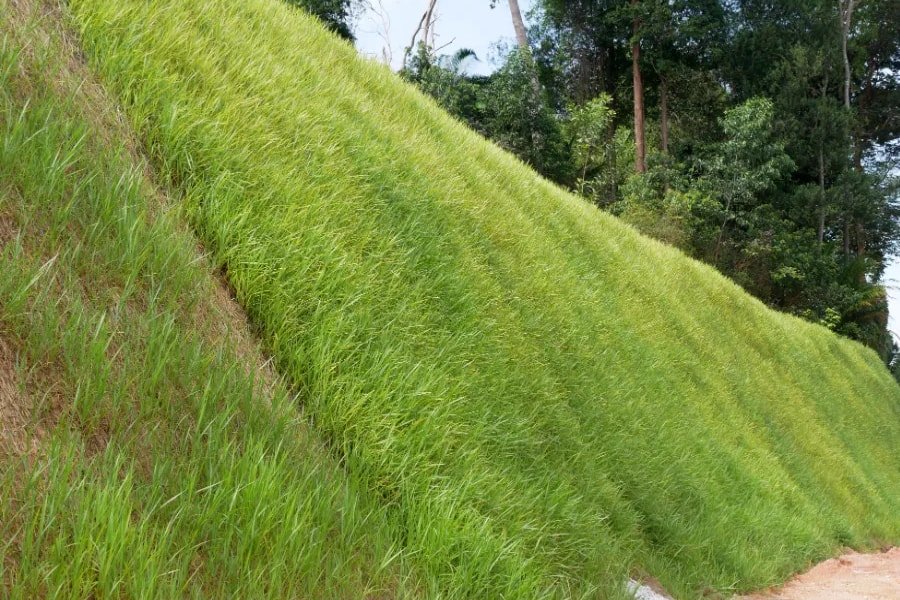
[293,0,900,370]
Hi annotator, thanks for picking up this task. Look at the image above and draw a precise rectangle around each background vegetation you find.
[400,0,900,369]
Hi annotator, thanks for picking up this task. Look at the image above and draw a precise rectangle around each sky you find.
[354,0,534,75]
[353,1,900,345]
[885,259,900,346]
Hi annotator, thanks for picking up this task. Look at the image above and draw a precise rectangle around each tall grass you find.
[66,0,900,596]
[4,0,899,597]
[0,3,417,597]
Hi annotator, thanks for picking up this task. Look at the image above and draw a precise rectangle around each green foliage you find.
[567,121,635,207]
[405,46,573,183]
[702,98,795,213]
[526,0,900,360]
[60,0,900,598]
[0,6,413,597]
[283,0,358,40]
[567,93,616,196]
[475,49,573,181]
[618,184,721,251]
[401,44,484,131]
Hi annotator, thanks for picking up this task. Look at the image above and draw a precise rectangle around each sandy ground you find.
[737,547,900,600]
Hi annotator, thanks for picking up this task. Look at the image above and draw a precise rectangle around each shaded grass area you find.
[0,2,417,597]
[65,0,900,597]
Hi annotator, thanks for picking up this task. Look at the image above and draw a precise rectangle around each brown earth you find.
[0,335,31,456]
[738,548,900,600]
[0,200,35,458]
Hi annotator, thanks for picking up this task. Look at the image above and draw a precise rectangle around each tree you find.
[489,0,543,97]
[567,94,620,201]
[284,0,360,40]
[401,45,483,130]
[838,0,859,110]
[633,0,725,156]
[630,0,646,173]
[531,0,627,105]
[490,0,531,53]
[403,46,571,183]
[534,0,724,173]
[848,0,900,165]
[701,98,795,265]
[402,0,439,69]
[478,49,572,180]
[414,0,900,360]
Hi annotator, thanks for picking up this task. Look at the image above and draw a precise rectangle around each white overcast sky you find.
[354,0,535,75]
[353,1,900,344]
[885,259,900,345]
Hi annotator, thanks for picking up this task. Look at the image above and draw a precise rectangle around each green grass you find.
[0,2,417,597]
[2,0,899,597]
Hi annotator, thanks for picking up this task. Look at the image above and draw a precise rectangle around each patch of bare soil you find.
[738,548,900,600]
[0,336,38,457]
[0,212,16,245]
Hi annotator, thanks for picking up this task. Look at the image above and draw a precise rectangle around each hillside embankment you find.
[1,1,418,596]
[2,0,900,598]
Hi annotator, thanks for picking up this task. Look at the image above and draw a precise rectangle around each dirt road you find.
[738,547,900,600]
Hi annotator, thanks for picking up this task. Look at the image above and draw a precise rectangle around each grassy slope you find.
[0,2,418,597]
[67,0,900,597]
[2,0,898,597]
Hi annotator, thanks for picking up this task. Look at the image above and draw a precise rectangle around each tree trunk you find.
[839,0,856,110]
[401,0,438,68]
[609,120,618,203]
[714,193,732,266]
[855,59,876,168]
[660,75,669,155]
[856,223,866,258]
[838,1,858,265]
[508,0,530,53]
[818,74,828,247]
[505,0,541,98]
[818,145,826,245]
[632,1,646,174]
[843,215,851,256]
[424,0,437,48]
[660,74,669,191]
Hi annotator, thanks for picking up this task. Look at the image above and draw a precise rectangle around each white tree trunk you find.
[839,0,857,110]
[401,0,438,68]
[508,0,529,52]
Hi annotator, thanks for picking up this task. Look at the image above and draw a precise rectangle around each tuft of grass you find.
[0,2,419,597]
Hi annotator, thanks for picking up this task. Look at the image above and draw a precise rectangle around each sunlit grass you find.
[1,0,898,597]
[66,0,900,596]
[0,3,416,597]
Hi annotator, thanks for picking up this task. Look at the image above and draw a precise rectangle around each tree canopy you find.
[397,0,900,368]
[284,0,359,40]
